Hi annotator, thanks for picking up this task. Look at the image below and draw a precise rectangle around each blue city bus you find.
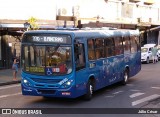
[21,28,141,100]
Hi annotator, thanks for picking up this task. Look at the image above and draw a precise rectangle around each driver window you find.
[74,43,86,71]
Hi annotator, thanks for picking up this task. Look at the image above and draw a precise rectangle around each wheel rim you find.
[89,84,93,95]
[124,71,128,82]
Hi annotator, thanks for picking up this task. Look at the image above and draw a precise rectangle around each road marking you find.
[112,91,124,95]
[0,84,21,90]
[132,94,160,106]
[126,84,134,86]
[0,92,21,99]
[105,96,114,98]
[130,89,140,92]
[151,87,160,90]
[130,93,145,98]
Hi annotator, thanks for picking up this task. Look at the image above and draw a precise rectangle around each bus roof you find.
[23,28,140,39]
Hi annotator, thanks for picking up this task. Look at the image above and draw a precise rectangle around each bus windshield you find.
[141,48,148,53]
[22,45,72,75]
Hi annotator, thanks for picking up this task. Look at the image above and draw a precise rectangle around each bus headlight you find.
[23,78,32,87]
[60,79,74,88]
[66,81,71,85]
[24,79,28,83]
[63,79,73,88]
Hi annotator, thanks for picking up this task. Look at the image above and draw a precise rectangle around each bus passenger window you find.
[114,37,123,55]
[95,39,105,59]
[88,39,95,60]
[88,50,95,60]
[130,36,138,53]
[106,38,115,57]
[123,37,131,54]
[74,43,86,71]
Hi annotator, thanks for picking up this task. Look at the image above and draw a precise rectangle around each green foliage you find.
[28,17,39,30]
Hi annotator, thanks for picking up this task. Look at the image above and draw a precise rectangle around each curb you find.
[0,81,21,86]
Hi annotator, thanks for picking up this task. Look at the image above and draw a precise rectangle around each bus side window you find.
[123,36,131,54]
[130,36,138,53]
[114,37,123,55]
[74,43,86,71]
[95,38,105,59]
[106,38,115,57]
[88,39,95,60]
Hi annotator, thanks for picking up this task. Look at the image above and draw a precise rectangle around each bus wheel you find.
[43,96,52,99]
[121,69,129,85]
[84,80,93,100]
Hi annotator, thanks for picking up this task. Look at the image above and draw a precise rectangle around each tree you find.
[28,17,39,30]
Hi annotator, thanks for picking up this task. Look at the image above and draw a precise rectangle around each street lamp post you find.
[24,22,30,31]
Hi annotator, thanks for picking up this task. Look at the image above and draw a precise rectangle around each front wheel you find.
[121,69,129,85]
[84,80,94,100]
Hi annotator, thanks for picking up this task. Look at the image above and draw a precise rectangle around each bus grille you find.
[30,78,61,84]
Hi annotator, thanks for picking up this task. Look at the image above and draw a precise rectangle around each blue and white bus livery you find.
[21,28,141,100]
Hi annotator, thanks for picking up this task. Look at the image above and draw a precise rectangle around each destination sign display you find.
[25,67,45,73]
[32,36,66,43]
[22,34,71,44]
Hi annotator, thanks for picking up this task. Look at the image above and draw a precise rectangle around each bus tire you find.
[84,80,93,100]
[43,96,52,99]
[121,69,129,85]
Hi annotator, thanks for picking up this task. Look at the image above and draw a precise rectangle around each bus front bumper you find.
[21,83,78,98]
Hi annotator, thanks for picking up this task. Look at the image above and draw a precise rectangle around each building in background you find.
[0,0,160,69]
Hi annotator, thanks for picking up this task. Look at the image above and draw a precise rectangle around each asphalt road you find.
[0,63,160,117]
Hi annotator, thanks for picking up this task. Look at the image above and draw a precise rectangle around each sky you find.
[0,0,56,20]
[0,0,159,20]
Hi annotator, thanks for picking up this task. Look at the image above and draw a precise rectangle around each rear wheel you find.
[84,80,94,100]
[121,69,129,85]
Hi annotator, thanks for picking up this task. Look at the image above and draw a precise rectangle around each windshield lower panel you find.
[141,48,148,53]
[22,45,72,76]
